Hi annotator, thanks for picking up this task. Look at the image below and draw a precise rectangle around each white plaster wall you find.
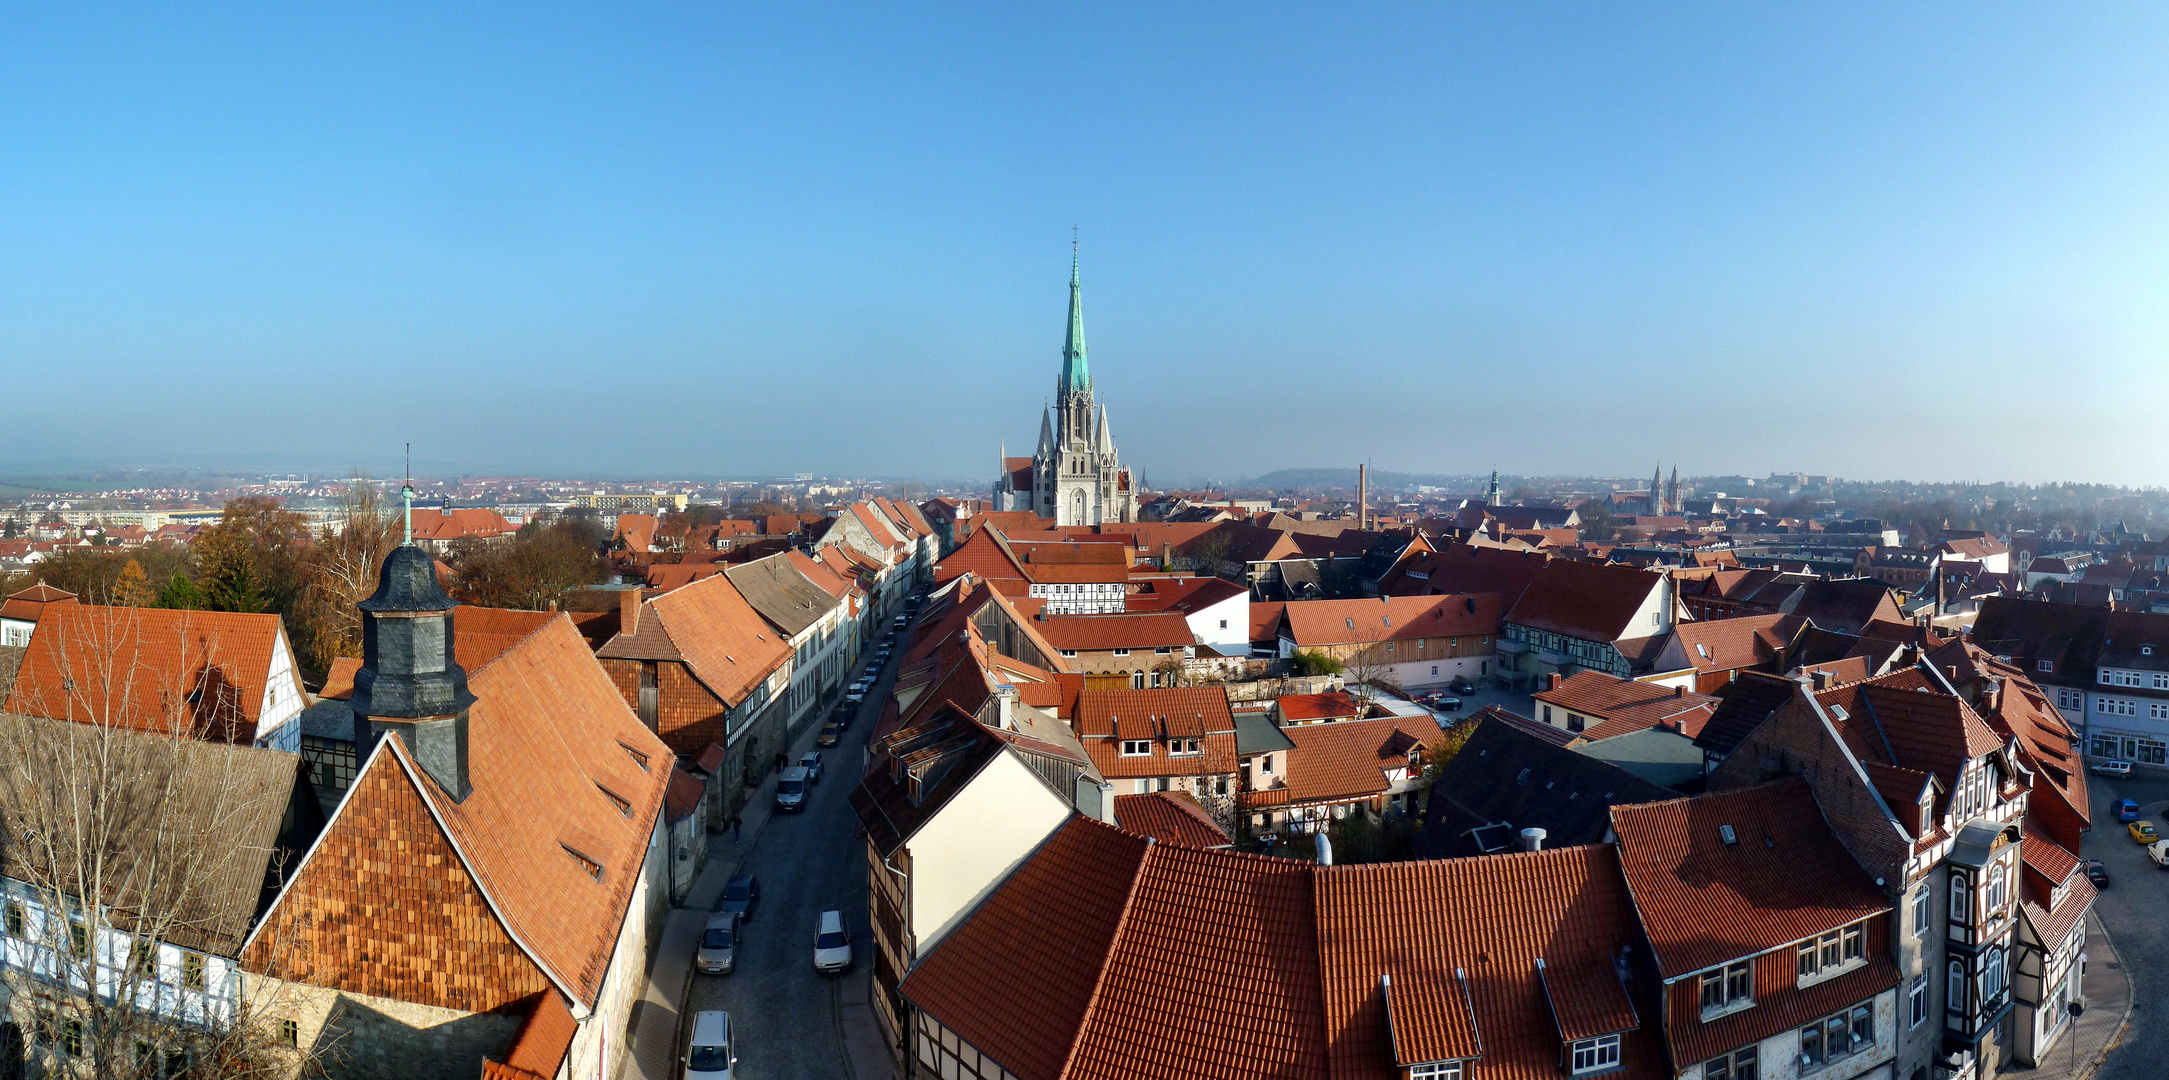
[1184,592,1250,653]
[908,753,1071,953]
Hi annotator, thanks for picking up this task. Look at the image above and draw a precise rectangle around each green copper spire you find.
[1061,240,1088,393]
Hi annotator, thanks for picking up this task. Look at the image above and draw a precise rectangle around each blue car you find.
[2113,798,2142,823]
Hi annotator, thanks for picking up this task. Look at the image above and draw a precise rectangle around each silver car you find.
[813,908,852,974]
[696,913,740,975]
[683,1010,735,1079]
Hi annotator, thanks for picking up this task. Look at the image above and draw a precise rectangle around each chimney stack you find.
[1810,670,1831,691]
[620,587,643,636]
[1520,827,1547,852]
[1674,684,1685,697]
[1358,463,1368,532]
[1546,672,1562,691]
[994,683,1019,730]
[1315,831,1334,866]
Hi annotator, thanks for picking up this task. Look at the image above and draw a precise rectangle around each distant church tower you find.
[993,245,1138,526]
[1651,463,1665,515]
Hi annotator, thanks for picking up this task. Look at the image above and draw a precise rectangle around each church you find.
[992,251,1139,525]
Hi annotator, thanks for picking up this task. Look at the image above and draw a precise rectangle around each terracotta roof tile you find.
[1535,672,1719,740]
[1669,614,1807,673]
[901,818,1151,1080]
[1316,845,1667,1080]
[4,603,294,743]
[1281,594,1501,648]
[1278,692,1363,722]
[598,574,790,707]
[1504,561,1666,643]
[1609,779,1890,978]
[1244,715,1436,809]
[409,507,515,542]
[1032,612,1195,652]
[1112,791,1231,848]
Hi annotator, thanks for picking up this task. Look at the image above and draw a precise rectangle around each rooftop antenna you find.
[402,443,415,546]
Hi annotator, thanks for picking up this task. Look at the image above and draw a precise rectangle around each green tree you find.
[156,572,206,610]
[1289,650,1345,678]
[1576,498,1618,543]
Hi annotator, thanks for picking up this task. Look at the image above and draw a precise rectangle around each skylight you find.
[1718,824,1738,845]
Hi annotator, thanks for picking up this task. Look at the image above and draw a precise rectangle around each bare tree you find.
[0,605,326,1078]
[293,475,397,670]
[1340,627,1401,706]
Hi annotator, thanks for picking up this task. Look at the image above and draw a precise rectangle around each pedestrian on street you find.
[730,813,742,843]
[774,749,786,775]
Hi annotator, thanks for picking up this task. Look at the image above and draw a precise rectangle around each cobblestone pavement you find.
[617,632,903,1080]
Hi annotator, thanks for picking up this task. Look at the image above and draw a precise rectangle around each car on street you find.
[2129,820,2157,844]
[2112,798,2142,823]
[817,722,843,747]
[843,687,865,706]
[696,913,741,975]
[2149,840,2169,869]
[683,1010,736,1079]
[1450,678,1477,695]
[813,909,852,974]
[798,751,824,783]
[716,874,760,923]
[773,767,810,812]
[1433,697,1462,713]
[2086,859,2111,888]
[2094,759,2135,779]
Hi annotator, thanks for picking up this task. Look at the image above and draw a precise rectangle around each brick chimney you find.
[1546,672,1562,691]
[621,588,643,636]
[1810,669,1831,691]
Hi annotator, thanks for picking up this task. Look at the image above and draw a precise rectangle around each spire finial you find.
[402,443,415,546]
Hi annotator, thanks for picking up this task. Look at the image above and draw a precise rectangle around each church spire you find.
[1061,235,1088,394]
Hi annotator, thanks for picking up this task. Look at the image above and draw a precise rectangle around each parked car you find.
[2149,840,2169,869]
[2113,798,2142,823]
[2086,859,2110,889]
[817,722,844,747]
[716,874,760,922]
[2129,820,2158,844]
[1434,697,1462,713]
[813,909,852,974]
[1449,678,1477,695]
[696,913,741,975]
[683,1010,736,1079]
[2094,759,2135,779]
[843,688,865,706]
[799,751,824,783]
[774,767,810,812]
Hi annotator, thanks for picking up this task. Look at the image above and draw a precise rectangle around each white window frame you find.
[1409,1063,1463,1080]
[1111,648,1130,657]
[1912,884,1930,938]
[1569,1033,1621,1074]
[1909,974,1928,1028]
[1119,739,1151,757]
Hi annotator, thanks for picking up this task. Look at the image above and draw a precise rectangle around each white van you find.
[2148,839,2169,869]
[683,1010,735,1079]
[773,767,810,813]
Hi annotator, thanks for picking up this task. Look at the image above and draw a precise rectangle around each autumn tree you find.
[114,559,155,607]
[192,499,310,615]
[444,516,608,611]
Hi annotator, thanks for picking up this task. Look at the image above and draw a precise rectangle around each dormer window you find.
[1410,1063,1464,1080]
[1795,919,1869,985]
[1569,1034,1621,1074]
[1119,739,1152,756]
[1698,959,1754,1018]
[1168,738,1201,756]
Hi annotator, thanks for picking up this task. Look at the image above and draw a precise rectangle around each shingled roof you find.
[1419,715,1675,859]
[1504,560,1666,643]
[4,602,298,744]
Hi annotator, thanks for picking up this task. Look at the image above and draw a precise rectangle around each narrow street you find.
[2081,771,2169,1080]
[678,632,900,1080]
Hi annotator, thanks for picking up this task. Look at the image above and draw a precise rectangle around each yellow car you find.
[2131,820,2159,844]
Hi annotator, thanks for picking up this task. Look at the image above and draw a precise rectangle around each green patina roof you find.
[1061,251,1088,391]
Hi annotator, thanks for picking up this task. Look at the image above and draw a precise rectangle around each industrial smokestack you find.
[1358,463,1368,532]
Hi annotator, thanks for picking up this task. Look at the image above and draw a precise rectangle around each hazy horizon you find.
[8,7,2169,484]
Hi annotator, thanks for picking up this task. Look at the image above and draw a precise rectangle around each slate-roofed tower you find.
[351,485,475,801]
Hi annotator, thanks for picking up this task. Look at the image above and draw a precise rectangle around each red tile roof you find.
[597,573,791,707]
[1534,671,1719,740]
[1505,560,1667,643]
[1668,614,1806,673]
[1031,611,1195,652]
[1280,594,1502,648]
[1316,845,1666,1080]
[901,818,1151,1080]
[1609,779,1890,978]
[1244,715,1436,809]
[0,583,75,623]
[1112,791,1231,848]
[409,507,514,542]
[5,603,294,743]
[1278,692,1363,722]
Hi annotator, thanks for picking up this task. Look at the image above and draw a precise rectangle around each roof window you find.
[1718,824,1738,846]
[561,844,603,882]
[597,783,632,817]
[1829,704,1849,722]
[617,742,651,772]
[1695,643,1710,659]
[1345,618,1356,629]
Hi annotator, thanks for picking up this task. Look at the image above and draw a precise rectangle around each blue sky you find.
[5,5,2169,485]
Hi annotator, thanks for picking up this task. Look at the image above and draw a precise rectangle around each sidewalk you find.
[615,653,899,1080]
[2026,910,2130,1079]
